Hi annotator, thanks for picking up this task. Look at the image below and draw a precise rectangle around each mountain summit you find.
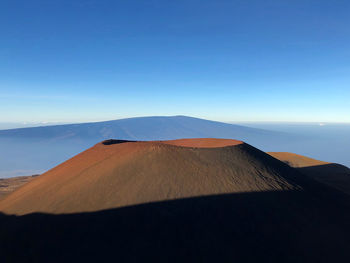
[0,138,301,215]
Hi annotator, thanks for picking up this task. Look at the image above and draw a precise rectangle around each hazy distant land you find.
[1,116,349,178]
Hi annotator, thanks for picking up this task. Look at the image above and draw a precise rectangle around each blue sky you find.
[0,0,349,123]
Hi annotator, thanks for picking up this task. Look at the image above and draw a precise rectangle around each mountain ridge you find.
[0,115,279,139]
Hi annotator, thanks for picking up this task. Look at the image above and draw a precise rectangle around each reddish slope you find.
[0,138,303,215]
[269,152,350,195]
[268,152,329,167]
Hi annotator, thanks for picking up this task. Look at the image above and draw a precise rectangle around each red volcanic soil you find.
[268,152,329,167]
[0,138,301,215]
[159,138,243,147]
[269,152,350,195]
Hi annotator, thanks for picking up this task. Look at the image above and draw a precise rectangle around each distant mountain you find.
[0,115,282,141]
[0,122,67,130]
[0,116,293,178]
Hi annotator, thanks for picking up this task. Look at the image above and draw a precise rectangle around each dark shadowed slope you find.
[269,152,350,195]
[1,191,349,262]
[0,138,303,215]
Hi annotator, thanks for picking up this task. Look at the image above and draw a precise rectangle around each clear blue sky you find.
[1,0,349,123]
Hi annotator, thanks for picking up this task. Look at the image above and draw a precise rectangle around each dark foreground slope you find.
[0,139,349,262]
[0,190,349,263]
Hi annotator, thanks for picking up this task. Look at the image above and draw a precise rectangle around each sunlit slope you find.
[268,152,329,167]
[0,138,303,215]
